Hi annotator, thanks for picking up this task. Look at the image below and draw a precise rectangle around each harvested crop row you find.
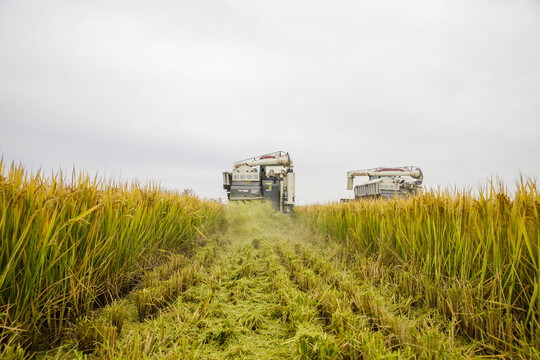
[134,244,219,322]
[107,236,294,359]
[270,242,398,359]
[37,239,222,358]
[275,242,479,359]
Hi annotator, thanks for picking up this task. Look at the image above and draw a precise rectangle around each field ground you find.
[38,202,523,359]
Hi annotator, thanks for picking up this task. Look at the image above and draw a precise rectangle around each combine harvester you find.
[346,166,423,200]
[223,151,295,213]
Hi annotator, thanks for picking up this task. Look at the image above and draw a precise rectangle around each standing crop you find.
[296,179,540,357]
[0,160,223,351]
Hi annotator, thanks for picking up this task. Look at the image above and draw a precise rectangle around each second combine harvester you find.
[347,166,423,200]
[223,151,295,213]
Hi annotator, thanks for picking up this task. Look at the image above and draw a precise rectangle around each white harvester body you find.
[223,151,295,213]
[346,166,423,199]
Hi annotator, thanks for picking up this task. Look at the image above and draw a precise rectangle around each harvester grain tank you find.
[222,151,295,213]
[346,166,423,199]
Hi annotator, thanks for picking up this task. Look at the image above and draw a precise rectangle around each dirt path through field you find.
[43,202,484,359]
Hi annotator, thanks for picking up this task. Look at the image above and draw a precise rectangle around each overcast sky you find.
[1,1,539,204]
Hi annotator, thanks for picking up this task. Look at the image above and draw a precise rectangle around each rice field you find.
[0,161,223,355]
[1,162,538,359]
